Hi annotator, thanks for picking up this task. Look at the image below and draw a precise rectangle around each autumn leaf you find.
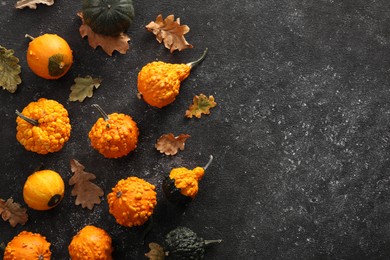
[69,159,104,210]
[146,14,193,53]
[15,0,54,9]
[0,198,28,227]
[155,133,191,156]
[145,243,166,260]
[69,76,101,102]
[0,45,21,93]
[185,94,217,118]
[78,12,130,56]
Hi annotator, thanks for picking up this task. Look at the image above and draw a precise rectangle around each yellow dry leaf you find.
[15,0,54,9]
[0,198,28,227]
[185,94,217,118]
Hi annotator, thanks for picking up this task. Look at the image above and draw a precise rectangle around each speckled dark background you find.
[1,0,390,259]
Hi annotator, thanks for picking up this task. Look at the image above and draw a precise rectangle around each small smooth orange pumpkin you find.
[107,176,157,227]
[68,225,113,260]
[23,170,65,210]
[4,231,52,260]
[26,33,73,79]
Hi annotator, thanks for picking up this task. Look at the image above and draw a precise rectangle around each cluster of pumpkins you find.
[4,0,214,258]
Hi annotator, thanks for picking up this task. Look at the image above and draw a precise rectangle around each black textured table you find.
[2,1,390,259]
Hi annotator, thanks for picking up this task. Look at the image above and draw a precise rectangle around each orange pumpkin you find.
[4,231,52,260]
[23,170,65,210]
[88,104,139,158]
[26,33,73,79]
[107,177,157,227]
[68,225,113,260]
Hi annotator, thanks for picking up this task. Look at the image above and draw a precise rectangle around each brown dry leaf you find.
[155,133,191,156]
[78,12,130,56]
[146,14,193,53]
[15,0,54,9]
[0,198,28,227]
[185,94,217,118]
[145,243,166,260]
[69,159,104,210]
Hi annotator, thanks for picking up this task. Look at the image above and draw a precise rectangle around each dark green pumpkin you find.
[82,0,134,36]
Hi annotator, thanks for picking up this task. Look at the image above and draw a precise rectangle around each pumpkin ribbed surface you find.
[107,177,157,227]
[82,0,135,36]
[23,169,65,211]
[137,62,191,108]
[4,231,52,260]
[16,98,71,154]
[88,112,139,158]
[68,225,113,260]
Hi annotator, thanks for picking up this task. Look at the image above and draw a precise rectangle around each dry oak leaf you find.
[69,159,104,210]
[155,133,191,156]
[69,76,102,102]
[0,45,21,93]
[145,242,166,260]
[185,94,217,118]
[78,12,130,56]
[146,14,193,53]
[0,198,28,227]
[15,0,54,9]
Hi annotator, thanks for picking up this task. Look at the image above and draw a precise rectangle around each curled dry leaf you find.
[78,12,130,56]
[15,0,54,9]
[0,198,28,227]
[146,14,193,53]
[156,133,191,156]
[185,94,217,118]
[69,76,102,102]
[0,45,21,93]
[69,159,104,210]
[145,242,166,260]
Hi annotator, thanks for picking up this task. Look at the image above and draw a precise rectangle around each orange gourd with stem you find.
[26,33,73,79]
[137,48,208,108]
[88,104,139,158]
[15,98,71,154]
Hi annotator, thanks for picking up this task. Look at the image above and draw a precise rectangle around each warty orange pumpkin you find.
[68,225,113,260]
[3,231,52,260]
[16,98,71,154]
[88,104,139,158]
[107,176,157,227]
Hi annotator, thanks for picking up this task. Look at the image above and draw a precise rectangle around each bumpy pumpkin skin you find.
[16,98,71,154]
[27,34,73,79]
[107,177,157,227]
[68,225,113,260]
[82,0,135,36]
[23,170,65,211]
[137,62,191,108]
[169,167,204,198]
[4,231,52,260]
[89,113,139,158]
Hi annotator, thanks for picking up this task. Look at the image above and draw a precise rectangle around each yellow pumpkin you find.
[68,225,113,260]
[23,170,65,210]
[4,231,52,260]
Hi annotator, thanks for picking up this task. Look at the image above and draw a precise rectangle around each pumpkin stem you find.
[186,48,208,68]
[203,155,213,170]
[204,239,222,245]
[15,110,38,126]
[92,104,110,121]
[25,34,35,41]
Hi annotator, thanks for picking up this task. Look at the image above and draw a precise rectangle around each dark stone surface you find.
[1,0,390,259]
